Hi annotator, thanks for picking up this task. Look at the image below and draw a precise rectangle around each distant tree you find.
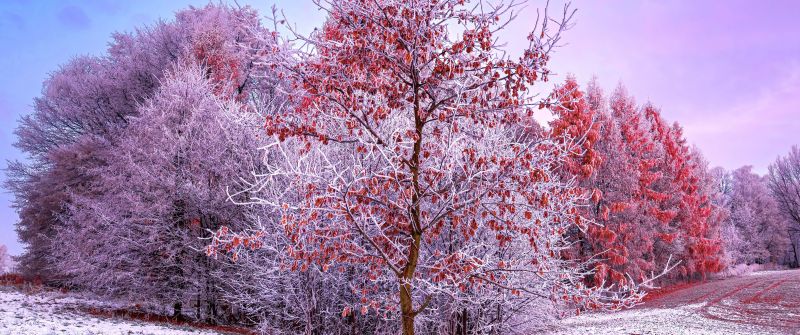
[5,3,275,281]
[723,166,790,265]
[557,81,724,286]
[7,15,180,280]
[768,146,800,267]
[709,167,743,267]
[0,244,12,274]
[549,77,602,180]
[569,84,675,286]
[599,88,675,284]
[6,55,149,280]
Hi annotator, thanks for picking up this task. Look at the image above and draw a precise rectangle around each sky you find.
[0,0,798,256]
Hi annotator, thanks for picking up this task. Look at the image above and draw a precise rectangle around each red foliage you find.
[560,83,724,288]
[0,273,26,287]
[549,77,602,179]
[645,105,723,279]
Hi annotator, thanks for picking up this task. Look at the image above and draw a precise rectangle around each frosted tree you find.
[555,80,724,286]
[644,105,722,281]
[768,146,800,267]
[0,244,13,274]
[211,1,672,334]
[11,3,280,322]
[724,167,790,264]
[52,63,267,321]
[566,84,674,286]
[6,55,143,279]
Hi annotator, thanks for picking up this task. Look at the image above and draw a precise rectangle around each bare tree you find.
[767,145,800,267]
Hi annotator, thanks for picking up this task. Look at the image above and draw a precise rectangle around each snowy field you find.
[0,287,222,335]
[547,269,800,335]
[1,270,798,334]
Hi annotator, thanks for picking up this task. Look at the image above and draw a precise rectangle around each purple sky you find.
[0,0,798,255]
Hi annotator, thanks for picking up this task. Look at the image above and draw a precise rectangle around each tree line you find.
[5,2,798,334]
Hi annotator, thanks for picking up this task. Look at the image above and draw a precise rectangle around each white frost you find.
[0,288,222,335]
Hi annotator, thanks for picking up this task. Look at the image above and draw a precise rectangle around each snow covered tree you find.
[644,105,722,281]
[7,12,180,281]
[0,244,13,274]
[549,77,602,180]
[211,2,669,334]
[559,81,724,286]
[724,166,791,264]
[8,3,283,322]
[709,167,741,267]
[6,55,147,280]
[768,146,800,267]
[52,62,268,321]
[572,84,671,286]
[685,149,726,268]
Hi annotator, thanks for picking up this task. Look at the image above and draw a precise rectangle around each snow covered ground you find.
[1,270,798,334]
[547,269,800,335]
[0,287,222,335]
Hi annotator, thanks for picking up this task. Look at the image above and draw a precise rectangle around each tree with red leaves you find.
[212,2,672,333]
[549,77,602,180]
[645,106,723,280]
[557,81,723,288]
[578,85,672,286]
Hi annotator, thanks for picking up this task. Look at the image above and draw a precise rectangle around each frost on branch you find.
[209,1,676,333]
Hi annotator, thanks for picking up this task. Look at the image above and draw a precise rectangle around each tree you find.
[0,244,13,274]
[575,85,671,286]
[645,106,722,280]
[6,55,142,280]
[211,1,664,334]
[8,3,284,323]
[559,81,723,286]
[5,3,273,282]
[726,167,790,264]
[7,16,178,281]
[548,77,602,180]
[768,146,800,267]
[52,63,268,321]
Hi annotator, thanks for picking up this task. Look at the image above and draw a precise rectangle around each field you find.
[549,269,800,335]
[1,270,798,334]
[0,287,228,335]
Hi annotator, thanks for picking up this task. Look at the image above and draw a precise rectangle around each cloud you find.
[57,5,90,30]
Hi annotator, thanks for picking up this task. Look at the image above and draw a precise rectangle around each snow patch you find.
[0,288,222,335]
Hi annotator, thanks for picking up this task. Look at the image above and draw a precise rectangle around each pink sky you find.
[534,1,800,174]
[0,0,798,254]
[275,0,800,175]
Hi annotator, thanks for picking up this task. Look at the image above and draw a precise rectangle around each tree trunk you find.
[399,231,421,335]
[400,90,424,335]
[458,308,468,335]
[196,295,200,320]
[173,302,183,320]
[400,305,416,335]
